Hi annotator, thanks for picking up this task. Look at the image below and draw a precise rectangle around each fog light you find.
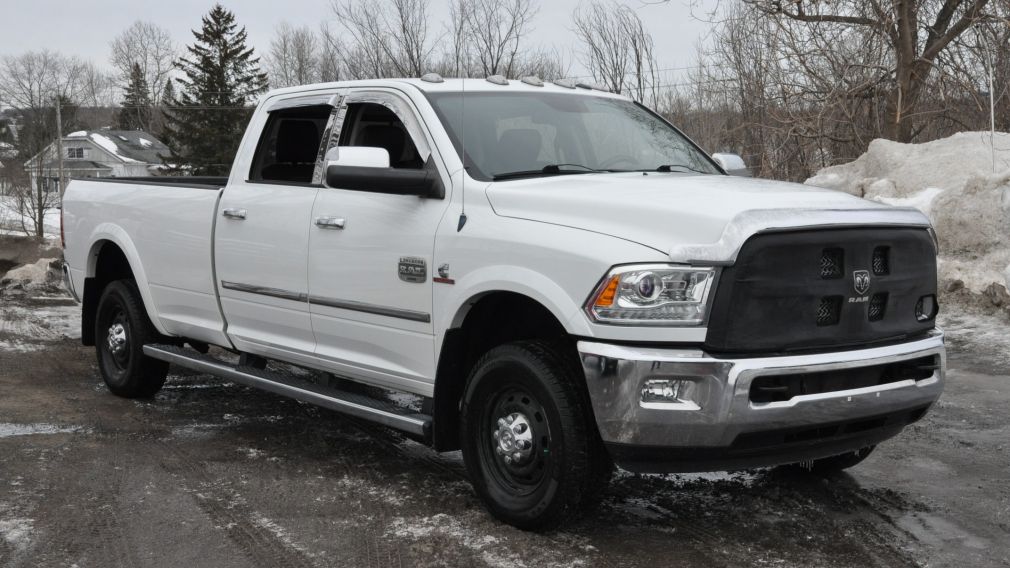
[641,379,696,405]
[915,294,937,321]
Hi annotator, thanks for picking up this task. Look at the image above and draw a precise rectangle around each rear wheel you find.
[95,280,169,398]
[461,341,610,531]
[792,446,875,475]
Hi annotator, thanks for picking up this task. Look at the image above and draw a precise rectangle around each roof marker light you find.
[486,75,509,85]
[552,78,576,89]
[520,76,544,87]
[420,72,444,83]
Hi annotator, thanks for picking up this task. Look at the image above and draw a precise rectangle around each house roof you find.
[64,130,170,164]
[40,159,113,172]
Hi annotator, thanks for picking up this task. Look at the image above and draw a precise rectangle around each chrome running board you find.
[143,344,431,441]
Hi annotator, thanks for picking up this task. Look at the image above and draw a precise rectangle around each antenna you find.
[457,74,468,232]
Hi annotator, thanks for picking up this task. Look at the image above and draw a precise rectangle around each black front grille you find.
[820,248,844,279]
[868,293,888,321]
[705,228,938,354]
[816,296,842,326]
[873,246,890,275]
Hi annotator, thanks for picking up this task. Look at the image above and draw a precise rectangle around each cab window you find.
[250,105,331,184]
[340,103,423,169]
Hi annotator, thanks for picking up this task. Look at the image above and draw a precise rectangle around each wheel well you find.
[431,292,575,451]
[81,241,135,346]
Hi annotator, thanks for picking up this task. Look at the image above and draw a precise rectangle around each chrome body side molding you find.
[221,280,431,323]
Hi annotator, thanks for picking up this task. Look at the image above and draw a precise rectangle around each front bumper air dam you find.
[578,330,945,473]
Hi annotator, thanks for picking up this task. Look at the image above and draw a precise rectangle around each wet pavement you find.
[1,293,1008,567]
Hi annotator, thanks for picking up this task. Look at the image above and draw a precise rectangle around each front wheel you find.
[460,341,611,531]
[95,280,169,398]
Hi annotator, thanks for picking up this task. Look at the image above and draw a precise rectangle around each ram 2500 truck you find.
[62,76,945,531]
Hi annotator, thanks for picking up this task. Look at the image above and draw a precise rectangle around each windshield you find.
[426,91,721,181]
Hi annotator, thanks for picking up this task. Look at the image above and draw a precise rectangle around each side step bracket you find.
[143,344,432,442]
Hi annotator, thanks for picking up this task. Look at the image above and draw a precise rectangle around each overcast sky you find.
[0,0,716,81]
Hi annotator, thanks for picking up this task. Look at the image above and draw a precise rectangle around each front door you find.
[307,89,452,393]
[215,95,338,358]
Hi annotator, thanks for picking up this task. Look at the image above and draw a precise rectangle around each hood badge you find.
[853,270,871,295]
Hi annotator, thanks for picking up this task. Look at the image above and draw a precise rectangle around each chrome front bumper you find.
[579,330,945,472]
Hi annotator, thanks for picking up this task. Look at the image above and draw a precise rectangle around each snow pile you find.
[806,132,1010,313]
[1,258,60,289]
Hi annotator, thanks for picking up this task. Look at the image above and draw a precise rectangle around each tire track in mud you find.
[14,436,141,568]
[155,442,319,568]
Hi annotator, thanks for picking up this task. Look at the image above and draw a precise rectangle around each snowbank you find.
[806,132,1010,312]
[1,258,60,290]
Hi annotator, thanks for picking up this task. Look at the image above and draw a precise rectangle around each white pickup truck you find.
[62,76,945,530]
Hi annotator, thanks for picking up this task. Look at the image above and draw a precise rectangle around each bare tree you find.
[332,0,434,78]
[266,23,321,87]
[110,21,177,104]
[463,0,538,77]
[573,1,659,104]
[318,23,345,82]
[744,0,996,142]
[0,51,87,238]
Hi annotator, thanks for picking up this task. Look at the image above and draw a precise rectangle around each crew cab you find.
[62,76,945,530]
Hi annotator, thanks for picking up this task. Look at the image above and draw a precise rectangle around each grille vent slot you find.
[868,293,888,321]
[872,247,890,275]
[820,248,844,279]
[816,296,843,326]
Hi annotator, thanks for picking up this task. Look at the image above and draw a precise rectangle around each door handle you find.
[315,216,346,230]
[222,208,247,220]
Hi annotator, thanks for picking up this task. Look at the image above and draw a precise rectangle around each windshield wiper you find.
[654,164,710,174]
[492,163,602,181]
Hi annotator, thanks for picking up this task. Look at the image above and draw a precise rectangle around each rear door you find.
[306,89,452,393]
[215,93,342,358]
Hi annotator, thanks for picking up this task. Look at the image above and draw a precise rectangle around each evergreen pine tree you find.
[117,62,153,132]
[161,4,268,175]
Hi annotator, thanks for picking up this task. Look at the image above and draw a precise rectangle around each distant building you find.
[23,130,171,194]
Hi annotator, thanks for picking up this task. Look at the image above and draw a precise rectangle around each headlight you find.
[585,264,716,326]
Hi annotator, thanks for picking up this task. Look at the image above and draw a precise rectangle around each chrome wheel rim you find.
[493,412,535,466]
[105,312,130,369]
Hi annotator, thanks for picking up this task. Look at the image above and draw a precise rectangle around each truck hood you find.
[485,173,931,263]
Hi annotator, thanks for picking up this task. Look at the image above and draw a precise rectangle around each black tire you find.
[95,279,169,398]
[460,340,610,531]
[792,446,875,475]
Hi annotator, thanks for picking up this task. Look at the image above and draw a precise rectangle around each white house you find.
[24,130,171,194]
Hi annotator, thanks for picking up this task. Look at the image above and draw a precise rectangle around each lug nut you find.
[504,455,513,464]
[512,451,521,461]
[513,423,527,434]
[497,418,506,428]
[506,415,514,425]
[518,440,531,450]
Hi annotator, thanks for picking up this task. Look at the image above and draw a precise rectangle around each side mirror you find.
[712,152,751,177]
[326,149,444,199]
[326,146,390,168]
